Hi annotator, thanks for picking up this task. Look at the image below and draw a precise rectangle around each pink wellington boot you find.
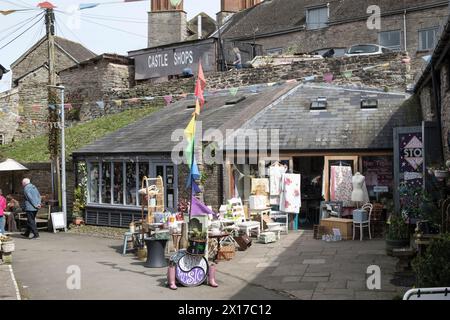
[208,263,219,288]
[167,265,178,290]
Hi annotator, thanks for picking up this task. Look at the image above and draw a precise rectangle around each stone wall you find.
[0,89,20,144]
[12,38,76,84]
[131,52,411,99]
[148,11,188,48]
[440,64,450,160]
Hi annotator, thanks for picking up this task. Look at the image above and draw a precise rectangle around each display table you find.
[250,207,271,231]
[319,217,353,240]
[144,238,168,268]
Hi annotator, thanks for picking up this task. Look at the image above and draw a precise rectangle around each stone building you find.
[415,15,450,162]
[218,0,449,74]
[0,36,96,144]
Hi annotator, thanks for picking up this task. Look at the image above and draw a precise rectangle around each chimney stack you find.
[148,0,187,48]
[217,0,261,25]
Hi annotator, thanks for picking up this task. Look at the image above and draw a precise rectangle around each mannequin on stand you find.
[351,172,366,208]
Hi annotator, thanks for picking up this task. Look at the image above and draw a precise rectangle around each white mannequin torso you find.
[351,173,365,202]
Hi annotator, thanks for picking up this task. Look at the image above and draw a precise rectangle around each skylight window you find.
[310,97,327,110]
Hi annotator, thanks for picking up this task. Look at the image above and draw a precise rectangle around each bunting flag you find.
[304,75,316,82]
[286,79,297,84]
[48,104,56,110]
[38,2,56,9]
[186,158,201,188]
[323,73,333,83]
[170,0,182,6]
[194,79,205,107]
[192,180,202,194]
[197,63,206,91]
[193,99,201,116]
[114,100,123,106]
[229,87,239,96]
[96,101,105,109]
[129,97,140,104]
[267,82,277,87]
[79,0,147,11]
[164,95,173,105]
[144,96,154,101]
[190,195,216,217]
[32,104,41,112]
[0,10,17,15]
[342,71,353,79]
[64,103,73,110]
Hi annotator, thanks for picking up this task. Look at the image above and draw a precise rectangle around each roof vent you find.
[310,97,327,110]
[361,97,378,109]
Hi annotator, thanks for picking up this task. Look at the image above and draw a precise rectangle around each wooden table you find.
[319,217,353,240]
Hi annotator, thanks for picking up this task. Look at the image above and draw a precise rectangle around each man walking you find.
[21,178,41,239]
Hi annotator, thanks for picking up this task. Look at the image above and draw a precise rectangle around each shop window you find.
[379,30,401,51]
[310,97,327,110]
[113,162,124,205]
[362,156,393,201]
[306,6,328,30]
[419,27,438,51]
[101,162,112,204]
[361,98,378,109]
[88,162,99,203]
[125,162,137,205]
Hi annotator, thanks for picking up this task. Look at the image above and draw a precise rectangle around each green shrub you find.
[412,233,450,287]
[386,214,410,240]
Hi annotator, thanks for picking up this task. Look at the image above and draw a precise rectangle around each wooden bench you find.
[17,205,50,231]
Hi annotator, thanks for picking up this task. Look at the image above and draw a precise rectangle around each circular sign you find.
[174,251,209,287]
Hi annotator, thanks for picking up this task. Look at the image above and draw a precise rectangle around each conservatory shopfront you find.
[82,156,178,227]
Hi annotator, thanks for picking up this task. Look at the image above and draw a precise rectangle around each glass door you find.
[324,156,358,201]
[152,164,177,212]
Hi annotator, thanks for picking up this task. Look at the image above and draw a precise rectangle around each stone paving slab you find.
[0,264,20,300]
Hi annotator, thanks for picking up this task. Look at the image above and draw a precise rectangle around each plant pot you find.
[187,239,207,255]
[72,217,84,226]
[434,170,449,180]
[386,238,410,256]
[1,240,15,253]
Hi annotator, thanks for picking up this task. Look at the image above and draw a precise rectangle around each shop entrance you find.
[293,157,324,229]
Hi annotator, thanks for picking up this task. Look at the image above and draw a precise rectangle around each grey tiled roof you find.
[72,84,295,156]
[225,84,420,151]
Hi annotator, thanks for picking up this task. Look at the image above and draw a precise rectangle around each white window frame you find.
[418,27,439,51]
[306,5,329,30]
[379,30,402,51]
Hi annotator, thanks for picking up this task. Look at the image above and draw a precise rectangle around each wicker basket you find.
[217,245,235,261]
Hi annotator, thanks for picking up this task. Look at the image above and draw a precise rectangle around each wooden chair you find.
[352,203,373,241]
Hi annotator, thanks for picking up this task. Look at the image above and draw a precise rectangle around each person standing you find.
[0,189,6,235]
[6,195,20,232]
[233,47,242,70]
[21,178,41,239]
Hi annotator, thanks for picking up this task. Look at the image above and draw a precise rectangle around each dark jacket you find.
[23,183,41,212]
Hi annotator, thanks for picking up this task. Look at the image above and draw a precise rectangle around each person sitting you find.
[6,194,20,232]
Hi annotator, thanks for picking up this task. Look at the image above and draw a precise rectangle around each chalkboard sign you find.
[51,212,67,233]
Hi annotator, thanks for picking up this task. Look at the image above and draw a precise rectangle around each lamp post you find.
[47,85,66,218]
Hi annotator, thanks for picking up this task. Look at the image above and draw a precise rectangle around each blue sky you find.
[0,0,220,92]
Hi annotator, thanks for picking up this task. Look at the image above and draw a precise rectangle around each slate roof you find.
[221,0,448,39]
[225,84,419,151]
[72,83,295,156]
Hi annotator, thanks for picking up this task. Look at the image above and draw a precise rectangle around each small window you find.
[361,98,378,109]
[0,134,4,145]
[379,30,401,50]
[310,97,327,110]
[306,6,328,30]
[266,48,283,56]
[419,27,438,51]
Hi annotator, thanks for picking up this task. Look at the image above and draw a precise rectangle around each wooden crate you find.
[320,218,353,240]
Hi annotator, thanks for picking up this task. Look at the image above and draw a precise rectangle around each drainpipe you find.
[431,61,444,163]
[403,10,407,52]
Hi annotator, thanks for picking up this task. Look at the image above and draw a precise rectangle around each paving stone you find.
[302,259,326,264]
[303,272,331,277]
[354,291,401,300]
[312,293,355,300]
[256,261,280,268]
[301,276,329,282]
[282,276,301,283]
[286,290,314,300]
[316,280,347,290]
[346,280,368,290]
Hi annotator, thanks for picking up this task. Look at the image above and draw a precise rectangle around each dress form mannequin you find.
[351,172,365,208]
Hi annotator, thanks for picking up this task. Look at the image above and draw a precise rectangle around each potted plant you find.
[386,214,410,256]
[187,228,207,255]
[428,163,449,180]
[72,186,85,226]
